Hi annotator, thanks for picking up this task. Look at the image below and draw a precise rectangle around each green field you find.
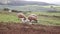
[0,10,60,26]
[0,5,60,12]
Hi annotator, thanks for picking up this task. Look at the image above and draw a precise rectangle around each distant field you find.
[0,5,60,11]
[0,10,60,26]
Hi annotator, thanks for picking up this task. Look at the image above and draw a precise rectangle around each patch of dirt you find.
[0,22,60,34]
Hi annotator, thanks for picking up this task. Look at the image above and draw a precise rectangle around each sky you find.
[0,0,60,4]
[25,0,60,3]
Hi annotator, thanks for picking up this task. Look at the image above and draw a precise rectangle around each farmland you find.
[0,6,60,34]
[0,5,60,11]
[0,10,60,26]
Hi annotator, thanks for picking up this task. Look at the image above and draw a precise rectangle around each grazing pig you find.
[28,14,38,23]
[17,13,29,23]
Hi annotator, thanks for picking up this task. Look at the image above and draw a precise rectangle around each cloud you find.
[0,0,11,4]
[25,0,60,4]
[0,0,59,4]
[0,0,25,4]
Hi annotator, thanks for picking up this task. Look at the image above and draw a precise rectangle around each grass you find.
[0,11,60,26]
[0,11,20,22]
[31,12,60,25]
[38,16,60,25]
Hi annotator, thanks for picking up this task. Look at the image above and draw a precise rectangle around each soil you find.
[0,22,60,34]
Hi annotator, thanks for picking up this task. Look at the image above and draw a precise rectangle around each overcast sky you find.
[30,0,59,3]
[0,0,60,4]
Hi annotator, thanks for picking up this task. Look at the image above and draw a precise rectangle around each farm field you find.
[0,6,60,34]
[0,22,60,34]
[0,5,60,11]
[0,10,60,26]
[0,1,60,34]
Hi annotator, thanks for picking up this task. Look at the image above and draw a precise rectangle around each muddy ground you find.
[0,22,60,34]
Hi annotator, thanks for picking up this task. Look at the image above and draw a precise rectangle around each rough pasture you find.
[0,11,60,25]
[0,10,60,34]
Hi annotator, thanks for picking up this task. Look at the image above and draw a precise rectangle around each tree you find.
[3,8,9,11]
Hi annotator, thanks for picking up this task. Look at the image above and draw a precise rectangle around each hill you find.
[0,1,56,6]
